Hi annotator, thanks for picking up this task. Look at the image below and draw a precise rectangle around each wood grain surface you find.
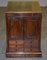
[5,2,42,57]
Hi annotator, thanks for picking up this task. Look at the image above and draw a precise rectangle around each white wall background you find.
[0,0,47,7]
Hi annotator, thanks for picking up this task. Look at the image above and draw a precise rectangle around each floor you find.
[0,7,47,60]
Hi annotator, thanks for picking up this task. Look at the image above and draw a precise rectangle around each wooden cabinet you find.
[5,2,42,57]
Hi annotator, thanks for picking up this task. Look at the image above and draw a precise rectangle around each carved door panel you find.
[7,14,24,40]
[23,18,36,40]
[10,19,23,39]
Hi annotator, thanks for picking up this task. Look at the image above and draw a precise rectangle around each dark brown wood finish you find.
[5,1,42,58]
[5,13,42,57]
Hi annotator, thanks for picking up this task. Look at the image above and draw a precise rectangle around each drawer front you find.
[24,48,32,52]
[7,40,32,52]
[8,40,16,52]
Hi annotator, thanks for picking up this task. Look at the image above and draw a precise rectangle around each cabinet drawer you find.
[9,47,16,52]
[24,48,31,52]
[16,47,24,52]
[9,44,16,48]
[16,40,24,45]
[24,40,32,44]
[16,44,24,47]
[32,48,39,52]
[9,40,16,45]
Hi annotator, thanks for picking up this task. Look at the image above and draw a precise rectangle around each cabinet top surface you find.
[6,1,42,13]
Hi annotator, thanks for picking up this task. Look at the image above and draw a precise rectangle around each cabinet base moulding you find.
[6,52,42,57]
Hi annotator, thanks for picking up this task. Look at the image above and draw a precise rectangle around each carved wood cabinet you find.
[5,1,42,57]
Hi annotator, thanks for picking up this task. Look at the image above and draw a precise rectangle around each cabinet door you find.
[10,19,23,39]
[6,14,24,40]
[23,18,36,40]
